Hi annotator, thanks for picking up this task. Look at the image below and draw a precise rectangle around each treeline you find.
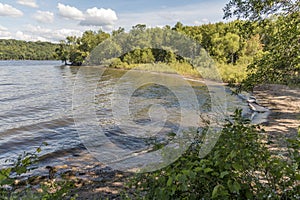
[55,21,263,82]
[55,21,262,67]
[0,39,58,60]
[55,1,299,87]
[55,30,110,65]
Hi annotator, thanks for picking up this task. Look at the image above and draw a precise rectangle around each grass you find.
[108,58,248,84]
[109,60,201,78]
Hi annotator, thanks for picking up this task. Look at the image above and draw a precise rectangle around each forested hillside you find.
[0,39,58,60]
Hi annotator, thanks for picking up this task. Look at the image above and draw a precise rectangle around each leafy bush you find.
[0,143,47,187]
[0,143,77,200]
[125,109,300,199]
[217,63,248,83]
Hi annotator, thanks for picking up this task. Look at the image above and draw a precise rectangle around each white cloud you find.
[24,24,49,33]
[15,31,46,41]
[0,26,11,39]
[17,0,38,8]
[80,7,118,26]
[52,28,83,41]
[102,24,114,31]
[0,32,12,39]
[56,3,117,27]
[21,24,83,42]
[33,10,54,23]
[57,3,84,20]
[0,25,8,31]
[0,3,23,17]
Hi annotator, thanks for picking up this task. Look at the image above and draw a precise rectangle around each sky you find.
[0,0,229,42]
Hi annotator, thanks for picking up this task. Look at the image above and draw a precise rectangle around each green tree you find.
[224,33,240,64]
[238,34,263,65]
[141,48,155,63]
[223,0,298,21]
[164,51,177,63]
[172,21,184,32]
[112,27,125,36]
[224,0,300,88]
[211,32,240,64]
[132,24,147,31]
[54,41,68,65]
[55,29,110,66]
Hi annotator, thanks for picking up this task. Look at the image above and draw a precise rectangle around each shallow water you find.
[0,60,249,170]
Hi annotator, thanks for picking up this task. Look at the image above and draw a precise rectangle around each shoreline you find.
[80,65,229,86]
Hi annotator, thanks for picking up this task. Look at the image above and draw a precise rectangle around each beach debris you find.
[247,96,269,113]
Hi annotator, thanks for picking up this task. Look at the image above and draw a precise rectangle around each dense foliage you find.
[125,110,300,199]
[56,21,264,68]
[243,12,300,88]
[54,30,110,65]
[0,39,58,60]
[224,0,300,88]
[223,0,299,21]
[55,22,264,82]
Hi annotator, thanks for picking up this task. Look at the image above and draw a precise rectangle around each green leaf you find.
[16,166,27,175]
[295,173,300,181]
[228,150,237,159]
[204,168,213,173]
[43,142,48,146]
[220,171,229,178]
[171,185,176,195]
[194,167,202,172]
[1,178,14,185]
[212,184,224,199]
[177,174,187,183]
[22,157,31,166]
[0,168,11,183]
[180,183,188,192]
[232,181,241,193]
[232,163,242,171]
[227,180,241,193]
[37,147,42,153]
[167,176,173,186]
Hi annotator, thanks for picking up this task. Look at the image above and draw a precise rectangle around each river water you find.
[0,60,249,171]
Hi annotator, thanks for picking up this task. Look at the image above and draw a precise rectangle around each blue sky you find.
[0,0,229,42]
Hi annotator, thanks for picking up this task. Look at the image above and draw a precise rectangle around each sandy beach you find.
[253,84,300,152]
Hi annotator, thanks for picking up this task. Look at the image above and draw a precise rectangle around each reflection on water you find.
[0,61,247,169]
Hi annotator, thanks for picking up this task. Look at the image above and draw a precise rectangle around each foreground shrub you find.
[125,109,300,199]
[0,143,77,200]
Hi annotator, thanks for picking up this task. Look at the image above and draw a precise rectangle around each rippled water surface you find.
[0,60,248,169]
[0,61,81,166]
